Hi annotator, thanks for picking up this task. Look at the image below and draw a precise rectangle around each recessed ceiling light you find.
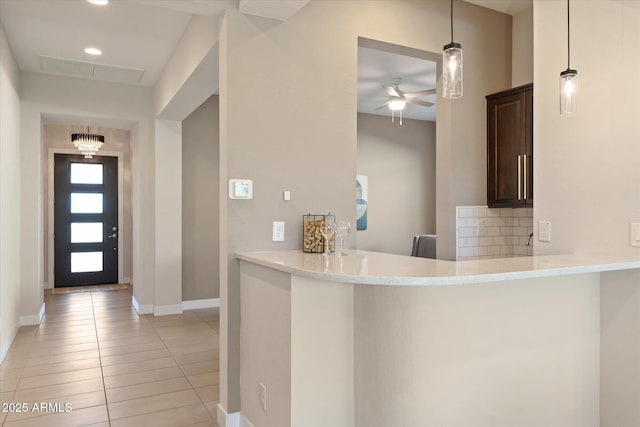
[84,47,102,56]
[88,0,109,5]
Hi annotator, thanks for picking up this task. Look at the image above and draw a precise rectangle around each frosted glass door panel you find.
[71,222,103,243]
[70,193,103,213]
[71,252,103,273]
[70,163,103,184]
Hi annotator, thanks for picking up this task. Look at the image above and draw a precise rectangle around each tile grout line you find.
[99,303,206,423]
[145,314,218,424]
[1,318,42,426]
[91,291,113,427]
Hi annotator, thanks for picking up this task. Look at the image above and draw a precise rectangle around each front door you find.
[54,154,118,287]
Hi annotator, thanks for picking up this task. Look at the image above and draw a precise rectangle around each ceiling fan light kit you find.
[443,0,463,99]
[388,99,406,111]
[560,0,577,115]
[374,81,436,125]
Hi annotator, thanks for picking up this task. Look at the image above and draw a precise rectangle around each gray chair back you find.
[411,234,436,259]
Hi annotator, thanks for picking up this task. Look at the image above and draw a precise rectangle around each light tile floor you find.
[0,286,219,427]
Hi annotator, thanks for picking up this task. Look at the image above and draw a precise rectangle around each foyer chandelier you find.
[72,128,104,158]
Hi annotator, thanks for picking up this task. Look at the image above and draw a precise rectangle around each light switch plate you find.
[273,221,285,242]
[539,221,551,242]
[229,179,253,199]
[631,223,640,247]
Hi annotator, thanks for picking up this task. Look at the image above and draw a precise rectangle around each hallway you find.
[0,287,219,426]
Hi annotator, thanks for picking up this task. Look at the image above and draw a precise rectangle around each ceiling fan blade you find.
[383,85,399,97]
[404,88,437,99]
[374,100,391,111]
[406,99,435,108]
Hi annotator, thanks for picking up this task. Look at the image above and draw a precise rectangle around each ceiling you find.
[0,0,308,87]
[0,0,528,124]
[465,0,532,16]
[0,0,198,86]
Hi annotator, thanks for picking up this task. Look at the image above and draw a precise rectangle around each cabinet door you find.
[523,89,533,204]
[487,91,527,207]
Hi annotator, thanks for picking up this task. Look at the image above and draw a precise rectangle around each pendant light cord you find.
[567,0,571,69]
[450,0,454,43]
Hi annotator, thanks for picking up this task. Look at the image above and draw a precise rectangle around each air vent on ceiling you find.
[40,56,145,84]
[94,63,145,84]
[40,56,94,78]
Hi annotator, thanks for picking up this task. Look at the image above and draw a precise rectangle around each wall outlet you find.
[272,221,285,242]
[631,223,640,247]
[539,221,551,242]
[259,382,267,412]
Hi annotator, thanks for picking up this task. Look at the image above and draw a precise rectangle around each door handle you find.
[523,154,528,200]
[107,233,118,238]
[517,155,522,200]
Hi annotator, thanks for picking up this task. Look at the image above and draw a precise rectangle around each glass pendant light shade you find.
[443,42,463,99]
[560,69,577,115]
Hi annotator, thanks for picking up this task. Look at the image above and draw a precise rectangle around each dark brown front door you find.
[54,154,118,287]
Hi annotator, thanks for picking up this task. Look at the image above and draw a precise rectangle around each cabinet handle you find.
[517,155,522,200]
[523,154,527,200]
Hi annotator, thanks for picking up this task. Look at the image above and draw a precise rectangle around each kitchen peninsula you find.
[237,250,640,427]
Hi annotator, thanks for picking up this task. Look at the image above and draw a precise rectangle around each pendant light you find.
[560,0,577,115]
[443,0,463,99]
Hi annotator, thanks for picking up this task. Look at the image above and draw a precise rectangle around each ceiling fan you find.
[374,81,436,125]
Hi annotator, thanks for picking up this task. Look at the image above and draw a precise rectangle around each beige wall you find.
[355,274,601,426]
[154,15,219,118]
[42,124,133,287]
[533,0,640,257]
[240,263,355,427]
[240,263,292,427]
[182,95,220,301]
[0,23,21,361]
[512,6,533,87]
[601,269,640,426]
[219,0,511,412]
[533,2,640,424]
[357,113,436,256]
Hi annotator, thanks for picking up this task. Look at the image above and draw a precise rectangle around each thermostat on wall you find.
[229,179,253,199]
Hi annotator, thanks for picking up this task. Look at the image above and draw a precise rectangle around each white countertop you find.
[236,249,640,286]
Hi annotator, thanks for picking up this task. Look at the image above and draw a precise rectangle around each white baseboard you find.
[241,415,255,427]
[154,304,183,316]
[131,296,153,314]
[217,405,240,427]
[182,298,220,311]
[132,297,218,316]
[216,405,253,427]
[0,319,19,364]
[20,302,45,326]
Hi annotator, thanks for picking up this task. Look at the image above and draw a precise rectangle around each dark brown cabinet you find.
[486,83,533,207]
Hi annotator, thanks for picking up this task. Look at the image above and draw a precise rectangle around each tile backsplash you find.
[456,206,533,260]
